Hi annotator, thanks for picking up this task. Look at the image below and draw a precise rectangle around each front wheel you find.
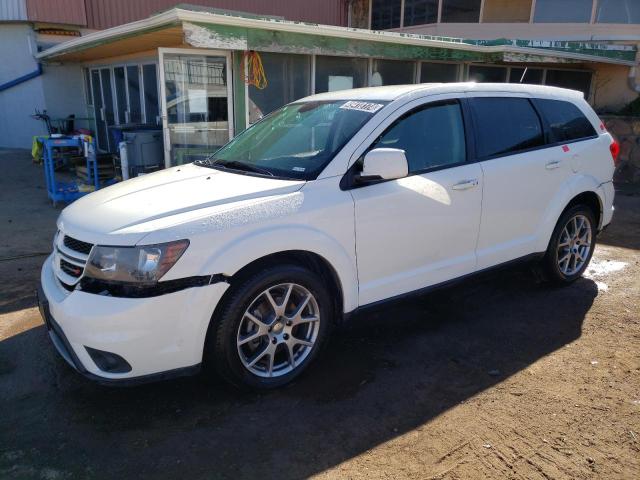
[542,205,596,284]
[206,265,332,390]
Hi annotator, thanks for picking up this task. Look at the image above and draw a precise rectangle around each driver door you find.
[349,96,483,306]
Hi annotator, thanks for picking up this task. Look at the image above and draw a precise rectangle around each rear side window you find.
[470,97,544,159]
[372,101,466,173]
[535,99,597,143]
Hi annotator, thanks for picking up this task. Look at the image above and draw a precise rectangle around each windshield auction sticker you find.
[340,101,385,113]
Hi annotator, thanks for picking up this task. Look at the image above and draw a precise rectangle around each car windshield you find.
[198,100,388,180]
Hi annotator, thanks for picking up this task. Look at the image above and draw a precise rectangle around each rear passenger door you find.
[470,95,572,269]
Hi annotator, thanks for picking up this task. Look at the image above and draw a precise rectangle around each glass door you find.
[90,68,116,151]
[159,49,234,167]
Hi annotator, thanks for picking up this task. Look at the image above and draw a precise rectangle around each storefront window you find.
[420,62,459,82]
[249,53,311,124]
[315,56,368,93]
[468,65,507,82]
[371,0,401,29]
[404,0,439,26]
[482,0,532,23]
[544,70,592,97]
[142,64,159,125]
[509,68,544,84]
[596,0,640,23]
[534,0,593,23]
[441,0,482,23]
[371,59,415,86]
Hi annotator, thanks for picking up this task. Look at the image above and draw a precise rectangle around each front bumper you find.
[39,253,229,384]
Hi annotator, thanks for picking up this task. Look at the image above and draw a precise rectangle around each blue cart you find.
[39,136,102,206]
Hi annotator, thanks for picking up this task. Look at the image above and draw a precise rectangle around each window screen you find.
[315,56,368,93]
[544,70,592,98]
[249,52,311,124]
[470,97,544,158]
[372,102,466,172]
[371,0,401,29]
[535,99,597,143]
[534,0,593,23]
[597,0,640,23]
[421,63,459,82]
[509,68,544,84]
[441,0,482,23]
[404,0,439,26]
[468,65,507,83]
[371,59,415,86]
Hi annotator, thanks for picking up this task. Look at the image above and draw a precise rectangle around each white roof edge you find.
[35,7,636,67]
[300,83,586,102]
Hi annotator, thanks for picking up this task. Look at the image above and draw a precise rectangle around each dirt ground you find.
[0,149,639,479]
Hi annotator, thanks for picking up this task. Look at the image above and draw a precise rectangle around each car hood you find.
[58,164,305,245]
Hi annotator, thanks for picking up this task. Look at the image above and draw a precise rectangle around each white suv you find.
[39,83,618,389]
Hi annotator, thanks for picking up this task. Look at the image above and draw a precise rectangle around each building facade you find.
[0,0,347,148]
[1,0,639,151]
[350,0,640,113]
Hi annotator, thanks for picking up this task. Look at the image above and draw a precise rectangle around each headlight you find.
[84,240,189,284]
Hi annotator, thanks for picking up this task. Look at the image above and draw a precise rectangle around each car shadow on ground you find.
[0,266,597,479]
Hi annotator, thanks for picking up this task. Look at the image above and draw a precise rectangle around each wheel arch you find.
[536,181,605,253]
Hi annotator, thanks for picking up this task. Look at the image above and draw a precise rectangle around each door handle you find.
[451,179,479,191]
[546,160,561,170]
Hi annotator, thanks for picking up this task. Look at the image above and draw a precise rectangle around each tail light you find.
[610,139,621,166]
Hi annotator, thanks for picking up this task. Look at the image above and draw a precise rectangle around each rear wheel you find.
[206,265,332,389]
[543,205,596,284]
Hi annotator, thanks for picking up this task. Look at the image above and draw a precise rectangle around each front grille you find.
[63,235,93,255]
[60,258,83,278]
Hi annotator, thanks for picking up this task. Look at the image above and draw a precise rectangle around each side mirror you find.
[358,148,409,181]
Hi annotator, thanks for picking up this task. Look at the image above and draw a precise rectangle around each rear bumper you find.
[39,253,229,384]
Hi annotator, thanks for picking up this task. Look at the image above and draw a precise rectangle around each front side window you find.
[470,97,544,158]
[371,101,466,173]
[535,99,597,143]
[206,100,388,180]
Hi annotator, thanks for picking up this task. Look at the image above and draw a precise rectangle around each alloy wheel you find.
[236,283,320,378]
[556,214,592,276]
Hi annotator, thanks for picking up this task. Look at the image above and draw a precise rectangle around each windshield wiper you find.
[211,160,274,177]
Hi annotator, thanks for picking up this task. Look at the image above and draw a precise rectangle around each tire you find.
[542,204,597,285]
[205,264,333,390]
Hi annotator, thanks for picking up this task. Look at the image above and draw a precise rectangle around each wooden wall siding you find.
[0,0,27,21]
[26,0,87,25]
[85,0,347,30]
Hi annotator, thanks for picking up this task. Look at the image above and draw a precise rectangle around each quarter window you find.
[535,99,597,143]
[470,97,544,158]
[372,101,466,172]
